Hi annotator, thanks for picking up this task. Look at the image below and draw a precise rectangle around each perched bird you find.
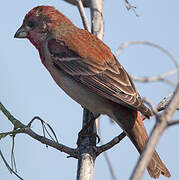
[14,6,170,178]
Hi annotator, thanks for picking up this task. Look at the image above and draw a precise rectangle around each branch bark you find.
[76,109,97,180]
[90,0,104,40]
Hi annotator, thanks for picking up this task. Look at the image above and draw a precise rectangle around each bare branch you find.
[0,131,17,140]
[116,40,179,91]
[96,90,178,179]
[157,93,173,111]
[28,116,59,143]
[76,0,90,31]
[117,41,179,68]
[11,135,17,172]
[160,79,176,86]
[131,69,177,84]
[130,83,179,180]
[24,128,77,157]
[97,132,126,156]
[0,150,24,180]
[0,101,77,158]
[168,120,179,126]
[124,0,139,16]
[0,102,24,129]
[90,0,104,39]
[77,153,95,180]
[76,109,97,180]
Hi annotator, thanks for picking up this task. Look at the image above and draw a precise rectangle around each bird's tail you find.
[128,112,171,178]
[113,107,171,178]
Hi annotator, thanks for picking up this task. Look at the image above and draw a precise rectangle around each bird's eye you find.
[27,21,35,28]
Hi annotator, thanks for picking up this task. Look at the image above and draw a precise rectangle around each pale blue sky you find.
[0,1,179,180]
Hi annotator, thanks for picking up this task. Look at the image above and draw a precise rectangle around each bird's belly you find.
[47,65,111,115]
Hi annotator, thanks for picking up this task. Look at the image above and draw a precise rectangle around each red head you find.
[14,6,73,49]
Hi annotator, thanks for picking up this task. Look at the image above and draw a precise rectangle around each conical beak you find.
[14,26,28,38]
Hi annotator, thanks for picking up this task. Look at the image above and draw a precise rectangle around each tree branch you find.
[90,0,104,40]
[117,41,179,85]
[76,0,90,31]
[130,83,179,180]
[97,132,126,156]
[131,69,177,85]
[117,41,179,68]
[0,102,77,158]
[76,109,97,180]
[168,119,179,126]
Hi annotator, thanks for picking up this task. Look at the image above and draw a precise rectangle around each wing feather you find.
[48,38,152,117]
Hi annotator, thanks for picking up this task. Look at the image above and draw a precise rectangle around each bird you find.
[14,5,170,178]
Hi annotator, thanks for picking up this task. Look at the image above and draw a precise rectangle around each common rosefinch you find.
[14,6,170,178]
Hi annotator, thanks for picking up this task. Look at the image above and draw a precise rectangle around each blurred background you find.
[0,0,178,179]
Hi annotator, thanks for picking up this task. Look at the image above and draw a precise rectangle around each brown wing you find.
[48,38,152,117]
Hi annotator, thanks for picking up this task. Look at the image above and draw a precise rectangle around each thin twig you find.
[161,79,176,86]
[131,69,177,84]
[0,102,77,158]
[97,132,126,156]
[157,93,179,112]
[0,131,17,139]
[29,116,59,143]
[168,120,179,126]
[124,0,139,16]
[117,41,179,67]
[0,150,24,180]
[0,129,24,138]
[157,93,173,111]
[76,0,90,31]
[117,41,179,81]
[11,135,17,172]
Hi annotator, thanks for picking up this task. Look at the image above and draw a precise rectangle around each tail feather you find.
[128,112,171,178]
[112,107,171,178]
[147,150,171,178]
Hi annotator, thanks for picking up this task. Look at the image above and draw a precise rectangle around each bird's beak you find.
[14,26,28,38]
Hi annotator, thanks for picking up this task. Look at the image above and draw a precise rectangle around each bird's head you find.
[14,6,73,49]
